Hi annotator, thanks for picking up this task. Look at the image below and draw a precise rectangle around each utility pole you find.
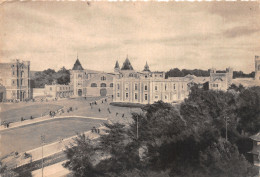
[41,135,45,177]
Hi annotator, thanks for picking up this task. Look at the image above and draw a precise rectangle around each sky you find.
[0,1,259,73]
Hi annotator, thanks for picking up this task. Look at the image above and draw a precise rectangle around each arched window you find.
[110,83,113,87]
[100,83,106,87]
[91,83,97,87]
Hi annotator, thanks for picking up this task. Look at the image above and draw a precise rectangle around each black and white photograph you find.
[0,1,260,177]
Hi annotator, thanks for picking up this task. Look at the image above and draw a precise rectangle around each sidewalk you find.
[0,115,107,132]
[31,161,70,177]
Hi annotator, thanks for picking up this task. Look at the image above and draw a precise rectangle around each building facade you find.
[70,57,114,97]
[255,55,260,83]
[113,57,190,104]
[45,84,73,98]
[0,59,30,101]
[209,67,233,91]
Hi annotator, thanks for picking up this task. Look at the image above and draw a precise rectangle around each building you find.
[45,84,73,98]
[249,132,260,167]
[113,57,190,104]
[70,56,114,97]
[0,59,31,101]
[209,67,233,91]
[255,55,260,83]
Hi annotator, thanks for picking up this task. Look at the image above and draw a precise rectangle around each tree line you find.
[165,68,255,79]
[63,85,260,177]
[30,67,70,88]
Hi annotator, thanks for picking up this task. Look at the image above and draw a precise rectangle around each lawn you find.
[0,117,105,158]
[0,104,63,123]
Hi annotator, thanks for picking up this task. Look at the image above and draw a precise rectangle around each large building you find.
[113,57,190,104]
[70,57,114,97]
[209,67,233,91]
[0,59,31,101]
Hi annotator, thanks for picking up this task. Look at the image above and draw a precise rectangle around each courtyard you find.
[0,96,142,160]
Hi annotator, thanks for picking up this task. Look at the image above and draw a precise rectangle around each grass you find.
[0,118,105,158]
[0,104,63,123]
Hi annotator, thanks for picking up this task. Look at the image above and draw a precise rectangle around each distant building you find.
[209,67,233,91]
[113,57,190,104]
[255,55,260,83]
[69,56,114,97]
[0,59,31,101]
[249,132,260,167]
[45,84,73,98]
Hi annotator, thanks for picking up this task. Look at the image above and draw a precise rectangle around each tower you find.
[143,61,151,72]
[114,61,120,73]
[70,56,85,97]
[255,55,260,82]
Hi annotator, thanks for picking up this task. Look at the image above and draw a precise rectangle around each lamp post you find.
[41,135,45,177]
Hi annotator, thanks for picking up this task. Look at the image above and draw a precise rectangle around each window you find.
[258,65,260,71]
[126,93,129,98]
[144,85,147,91]
[50,87,52,91]
[135,93,138,100]
[182,83,184,89]
[101,76,106,80]
[155,95,158,99]
[145,94,148,101]
[110,83,113,87]
[165,95,168,99]
[21,79,23,86]
[78,74,82,78]
[165,84,167,90]
[100,83,106,87]
[21,71,24,77]
[145,75,147,78]
[155,86,157,91]
[117,93,120,97]
[125,83,129,91]
[117,84,120,90]
[12,80,15,85]
[91,83,97,87]
[12,71,15,76]
[135,84,138,90]
[173,84,176,90]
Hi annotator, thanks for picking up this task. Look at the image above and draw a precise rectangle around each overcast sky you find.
[0,2,259,73]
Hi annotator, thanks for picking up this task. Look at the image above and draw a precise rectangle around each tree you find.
[63,134,101,177]
[237,86,260,135]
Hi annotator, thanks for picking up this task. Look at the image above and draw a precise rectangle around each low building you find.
[44,84,73,98]
[0,59,31,101]
[249,132,260,167]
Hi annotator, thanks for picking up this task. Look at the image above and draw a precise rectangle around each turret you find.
[143,61,151,72]
[114,60,120,73]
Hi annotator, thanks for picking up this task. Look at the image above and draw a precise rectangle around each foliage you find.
[64,86,259,177]
[236,86,260,135]
[32,67,70,88]
[165,68,254,79]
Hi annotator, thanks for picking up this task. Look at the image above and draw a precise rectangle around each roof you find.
[121,57,134,70]
[143,61,150,72]
[72,59,84,70]
[114,61,120,69]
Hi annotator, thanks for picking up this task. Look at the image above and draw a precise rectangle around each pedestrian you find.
[105,98,107,102]
[98,108,101,112]
[122,114,124,118]
[102,100,103,104]
[116,112,118,116]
